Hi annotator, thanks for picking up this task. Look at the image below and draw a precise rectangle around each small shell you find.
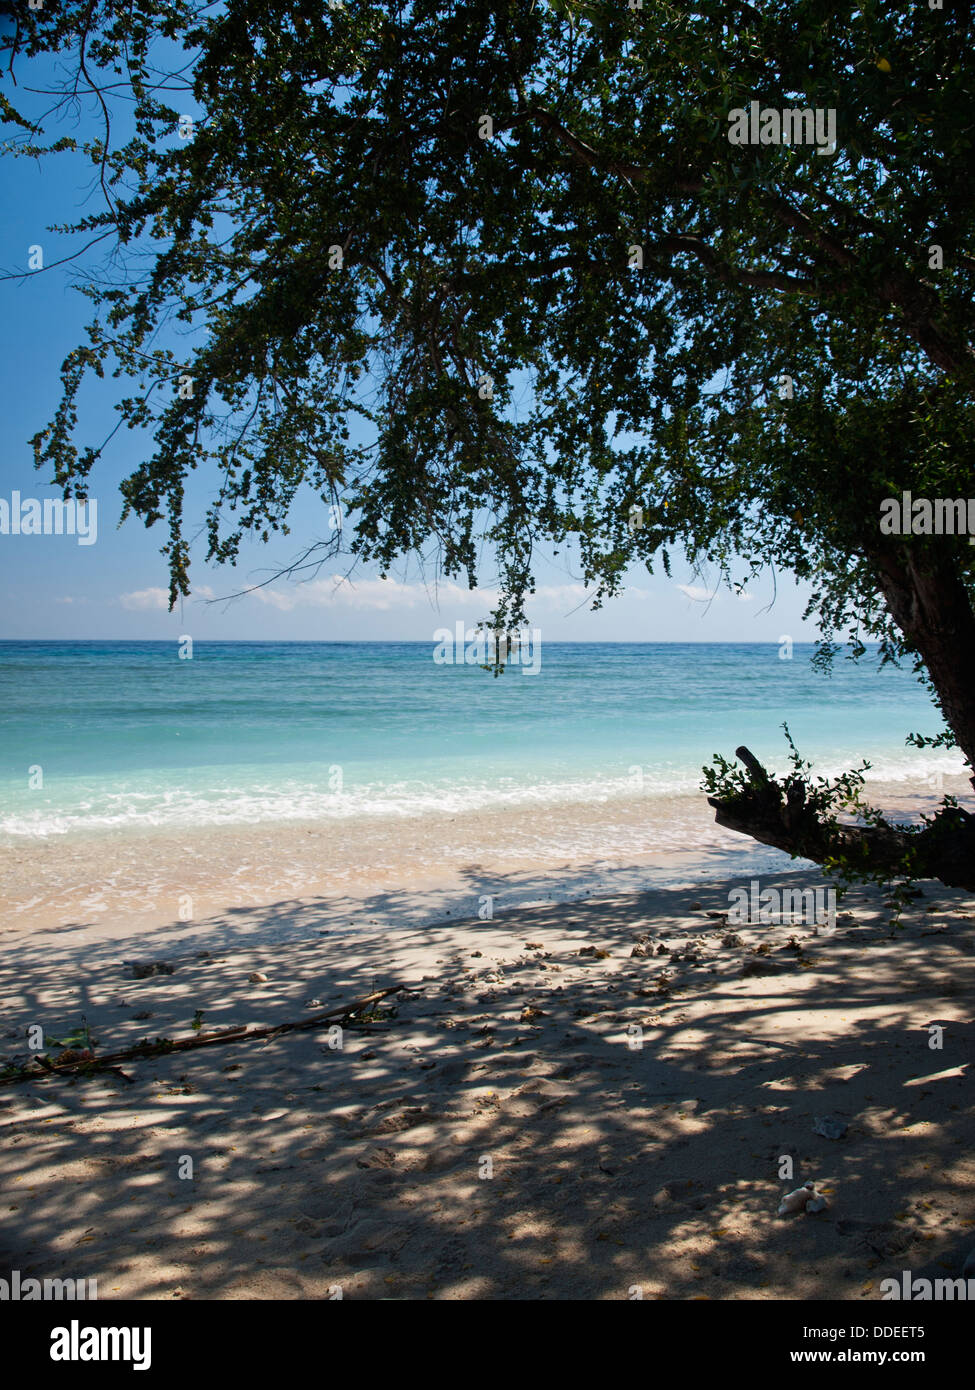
[777,1181,815,1216]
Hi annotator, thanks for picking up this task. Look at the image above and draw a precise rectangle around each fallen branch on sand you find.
[0,985,407,1086]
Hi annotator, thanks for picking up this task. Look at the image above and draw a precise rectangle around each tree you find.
[4,0,975,885]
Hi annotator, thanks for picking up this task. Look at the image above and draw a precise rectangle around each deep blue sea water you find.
[0,641,963,840]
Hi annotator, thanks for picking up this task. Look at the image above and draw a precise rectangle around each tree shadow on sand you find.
[1,869,973,1300]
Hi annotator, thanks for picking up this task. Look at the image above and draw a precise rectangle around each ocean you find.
[0,640,962,844]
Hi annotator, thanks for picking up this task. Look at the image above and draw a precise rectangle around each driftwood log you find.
[709,746,975,892]
[0,984,407,1087]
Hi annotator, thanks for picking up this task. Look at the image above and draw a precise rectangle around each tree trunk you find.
[871,544,975,789]
[708,543,975,891]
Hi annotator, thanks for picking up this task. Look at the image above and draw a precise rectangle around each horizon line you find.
[0,636,862,645]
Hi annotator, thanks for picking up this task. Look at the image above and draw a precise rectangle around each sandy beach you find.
[2,772,965,946]
[2,858,973,1300]
[2,648,972,1302]
[4,0,975,1328]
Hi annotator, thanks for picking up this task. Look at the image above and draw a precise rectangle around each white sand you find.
[2,870,973,1300]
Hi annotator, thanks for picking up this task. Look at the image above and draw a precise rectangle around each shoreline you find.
[2,774,970,958]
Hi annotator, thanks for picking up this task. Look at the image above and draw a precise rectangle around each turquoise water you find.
[0,641,962,839]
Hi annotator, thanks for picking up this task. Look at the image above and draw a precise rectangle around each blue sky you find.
[0,40,822,644]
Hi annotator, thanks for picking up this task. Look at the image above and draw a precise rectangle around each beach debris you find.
[577,946,611,960]
[1,1019,102,1081]
[813,1115,849,1141]
[689,901,703,910]
[777,1181,829,1216]
[247,971,269,984]
[127,960,174,979]
[722,932,744,947]
[631,944,650,958]
[740,957,784,977]
[0,1054,48,1076]
[0,985,408,1086]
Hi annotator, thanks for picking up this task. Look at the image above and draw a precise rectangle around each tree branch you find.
[708,746,975,891]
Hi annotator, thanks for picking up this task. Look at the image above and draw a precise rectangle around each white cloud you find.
[676,583,719,603]
[115,575,667,619]
[118,584,215,611]
[119,587,170,611]
[250,575,500,613]
[247,575,610,614]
